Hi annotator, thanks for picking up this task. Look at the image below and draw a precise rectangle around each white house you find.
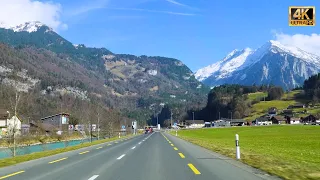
[289,118,301,124]
[6,116,22,136]
[184,120,205,128]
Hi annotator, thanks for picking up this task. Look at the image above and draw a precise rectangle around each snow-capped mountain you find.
[197,40,320,90]
[195,48,254,81]
[0,21,51,33]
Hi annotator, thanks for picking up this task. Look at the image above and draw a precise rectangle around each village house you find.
[41,113,70,131]
[0,109,9,129]
[184,120,205,128]
[283,109,293,117]
[217,118,246,126]
[288,104,305,109]
[268,107,277,116]
[301,115,317,124]
[270,116,288,124]
[6,116,22,136]
[254,117,272,125]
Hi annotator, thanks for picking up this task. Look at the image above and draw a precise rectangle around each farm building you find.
[270,116,288,124]
[254,117,272,125]
[41,113,70,131]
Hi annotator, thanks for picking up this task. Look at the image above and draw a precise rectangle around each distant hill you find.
[0,21,209,123]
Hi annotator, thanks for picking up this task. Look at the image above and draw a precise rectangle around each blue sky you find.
[46,0,319,71]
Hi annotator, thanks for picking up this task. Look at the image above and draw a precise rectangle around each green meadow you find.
[174,126,320,180]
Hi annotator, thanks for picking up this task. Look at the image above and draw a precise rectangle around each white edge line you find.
[131,146,136,149]
[138,142,142,144]
[117,154,126,160]
[88,175,99,180]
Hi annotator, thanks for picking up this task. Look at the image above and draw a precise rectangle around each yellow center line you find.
[178,153,185,158]
[0,171,25,179]
[174,147,178,150]
[107,144,112,146]
[170,144,174,146]
[188,164,201,175]
[96,147,103,149]
[48,157,68,164]
[115,142,119,144]
[168,141,171,143]
[79,151,90,155]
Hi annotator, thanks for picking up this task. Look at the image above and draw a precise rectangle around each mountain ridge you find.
[0,21,209,122]
[196,40,320,90]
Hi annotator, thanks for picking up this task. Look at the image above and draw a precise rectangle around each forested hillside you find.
[0,23,209,125]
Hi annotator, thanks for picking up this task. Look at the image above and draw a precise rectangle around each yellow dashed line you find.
[188,164,201,175]
[79,151,90,155]
[0,171,25,179]
[48,157,68,164]
[96,147,103,149]
[174,147,178,150]
[107,144,112,146]
[170,144,174,146]
[178,153,185,158]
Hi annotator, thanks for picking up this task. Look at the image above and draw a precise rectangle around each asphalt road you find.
[0,132,281,180]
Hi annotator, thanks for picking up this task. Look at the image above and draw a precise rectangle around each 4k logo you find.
[289,6,315,26]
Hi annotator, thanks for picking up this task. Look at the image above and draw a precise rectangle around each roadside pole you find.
[235,134,240,160]
[119,132,121,138]
[175,130,177,136]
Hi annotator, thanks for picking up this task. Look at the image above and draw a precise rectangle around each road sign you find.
[121,125,125,129]
[174,123,177,126]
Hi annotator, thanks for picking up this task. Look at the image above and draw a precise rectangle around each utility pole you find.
[90,121,92,143]
[97,112,100,140]
[157,115,158,126]
[219,111,221,120]
[192,112,195,124]
[171,112,173,128]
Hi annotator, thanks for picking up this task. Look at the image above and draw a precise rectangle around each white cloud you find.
[274,32,320,56]
[106,7,197,16]
[0,0,67,31]
[67,0,109,16]
[166,0,187,7]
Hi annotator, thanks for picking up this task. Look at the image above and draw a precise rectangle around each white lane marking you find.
[131,146,136,150]
[117,154,126,160]
[143,140,145,141]
[138,142,142,144]
[88,175,99,180]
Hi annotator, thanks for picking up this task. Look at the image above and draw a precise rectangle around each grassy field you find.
[244,90,307,121]
[0,135,133,168]
[247,92,267,101]
[173,126,320,180]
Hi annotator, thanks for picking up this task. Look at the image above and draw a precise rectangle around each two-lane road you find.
[0,132,281,180]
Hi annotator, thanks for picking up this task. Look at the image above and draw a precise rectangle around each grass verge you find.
[170,126,320,180]
[0,135,133,168]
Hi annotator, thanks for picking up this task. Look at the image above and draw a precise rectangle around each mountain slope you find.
[0,21,209,122]
[197,40,320,90]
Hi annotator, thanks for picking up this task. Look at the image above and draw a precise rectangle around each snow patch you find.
[102,54,115,60]
[0,66,12,74]
[11,21,50,33]
[175,61,184,66]
[262,63,269,81]
[53,87,88,100]
[195,48,255,81]
[240,74,246,80]
[147,70,157,76]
